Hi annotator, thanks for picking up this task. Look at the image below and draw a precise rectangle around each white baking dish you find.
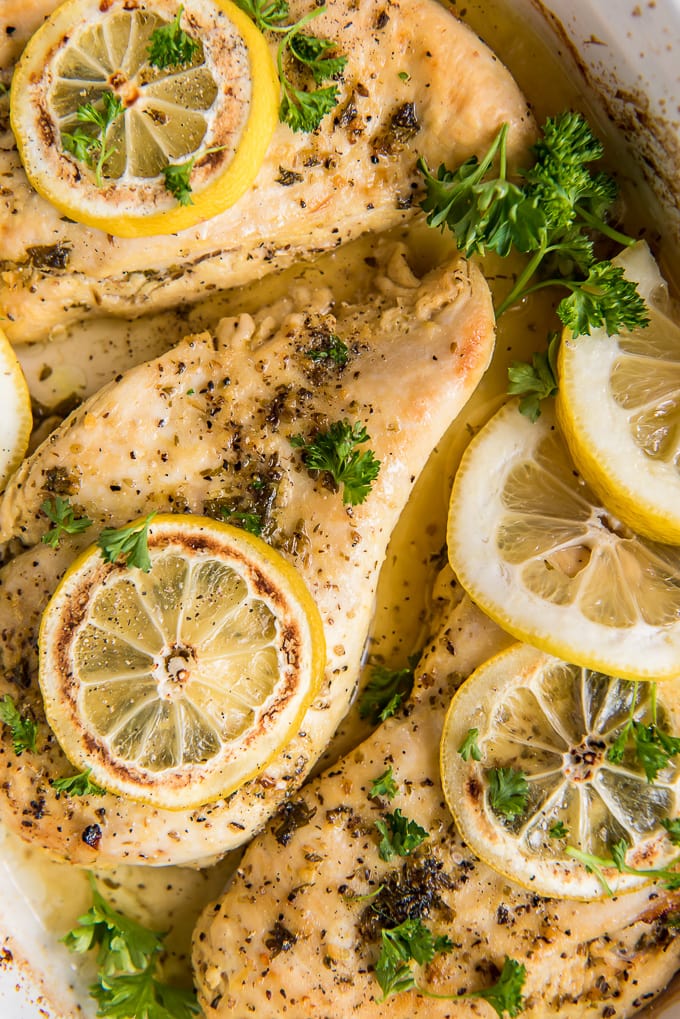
[0,0,679,1015]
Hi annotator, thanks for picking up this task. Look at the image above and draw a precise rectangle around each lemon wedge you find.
[447,400,680,680]
[38,514,325,810]
[440,643,680,900]
[0,325,31,494]
[557,242,680,544]
[10,0,279,237]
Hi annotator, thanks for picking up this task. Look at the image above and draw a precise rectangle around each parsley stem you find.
[575,205,636,248]
[495,246,547,317]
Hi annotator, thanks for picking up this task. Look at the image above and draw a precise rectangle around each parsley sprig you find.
[291,419,380,505]
[162,146,226,205]
[147,5,200,69]
[419,112,650,421]
[567,837,680,897]
[375,808,428,861]
[0,695,37,755]
[369,766,398,801]
[375,920,526,1019]
[419,112,647,335]
[358,659,416,723]
[606,682,680,782]
[98,513,156,572]
[458,727,482,762]
[507,331,559,422]
[487,767,530,820]
[61,92,124,187]
[63,875,199,1019]
[51,768,106,799]
[41,497,93,549]
[376,917,453,1000]
[234,1,347,131]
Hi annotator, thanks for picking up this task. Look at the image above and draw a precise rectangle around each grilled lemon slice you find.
[39,514,325,810]
[10,0,279,237]
[441,643,680,900]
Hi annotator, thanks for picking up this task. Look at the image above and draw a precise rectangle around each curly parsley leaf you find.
[458,727,482,762]
[90,968,200,1019]
[376,808,428,861]
[0,695,37,755]
[63,876,163,975]
[289,32,347,83]
[61,91,124,186]
[232,0,290,30]
[234,1,346,131]
[487,767,529,820]
[358,659,416,723]
[63,877,199,1018]
[162,146,225,205]
[290,419,380,505]
[376,918,453,1001]
[220,507,263,536]
[661,818,680,846]
[606,693,680,783]
[468,956,527,1018]
[98,513,156,572]
[147,5,200,69]
[306,333,349,366]
[507,331,560,422]
[41,497,93,549]
[375,920,523,1018]
[51,768,106,799]
[556,261,649,336]
[369,766,398,801]
[279,81,339,133]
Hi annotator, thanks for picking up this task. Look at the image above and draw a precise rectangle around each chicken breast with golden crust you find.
[0,241,494,866]
[193,575,680,1019]
[0,0,533,343]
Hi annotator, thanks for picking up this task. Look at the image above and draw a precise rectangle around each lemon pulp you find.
[447,400,680,680]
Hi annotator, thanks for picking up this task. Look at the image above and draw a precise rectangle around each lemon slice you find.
[38,514,325,810]
[447,400,680,680]
[10,0,279,238]
[556,242,680,544]
[440,643,680,900]
[0,325,31,494]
